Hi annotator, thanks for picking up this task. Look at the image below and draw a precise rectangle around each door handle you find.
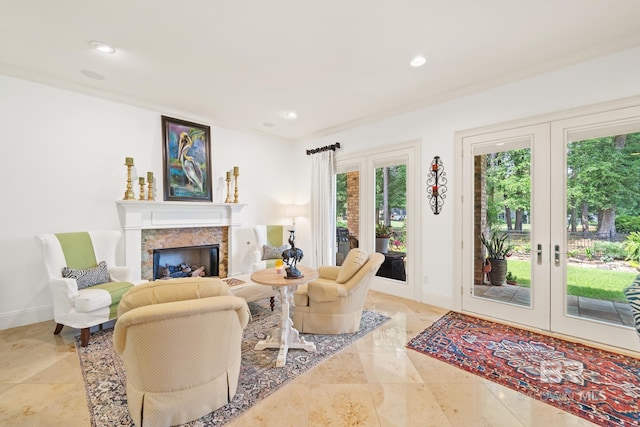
[555,244,560,266]
[537,244,542,265]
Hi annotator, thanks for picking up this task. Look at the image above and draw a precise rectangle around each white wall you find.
[0,75,291,329]
[295,46,640,308]
[3,46,640,329]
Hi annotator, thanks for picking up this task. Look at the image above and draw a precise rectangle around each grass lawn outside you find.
[506,259,636,302]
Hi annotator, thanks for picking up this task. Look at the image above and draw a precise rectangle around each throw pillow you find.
[336,248,368,283]
[262,244,288,260]
[62,260,111,290]
[623,276,640,338]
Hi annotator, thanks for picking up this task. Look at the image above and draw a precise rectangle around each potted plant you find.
[505,271,517,286]
[375,222,392,254]
[480,232,513,286]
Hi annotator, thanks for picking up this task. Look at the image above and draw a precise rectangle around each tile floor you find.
[0,291,604,427]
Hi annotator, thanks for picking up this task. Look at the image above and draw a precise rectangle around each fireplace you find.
[141,226,227,281]
[115,200,246,280]
[153,244,220,280]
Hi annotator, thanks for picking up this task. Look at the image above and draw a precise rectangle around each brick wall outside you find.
[346,171,360,238]
[474,155,487,285]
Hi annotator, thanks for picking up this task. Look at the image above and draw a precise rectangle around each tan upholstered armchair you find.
[113,277,250,427]
[292,249,384,334]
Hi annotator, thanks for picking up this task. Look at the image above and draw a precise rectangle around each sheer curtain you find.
[310,150,336,268]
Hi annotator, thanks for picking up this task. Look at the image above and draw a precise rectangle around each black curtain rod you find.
[306,142,341,155]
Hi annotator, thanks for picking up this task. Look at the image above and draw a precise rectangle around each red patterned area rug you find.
[406,311,640,427]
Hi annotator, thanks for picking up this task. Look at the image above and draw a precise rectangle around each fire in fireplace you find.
[152,244,220,280]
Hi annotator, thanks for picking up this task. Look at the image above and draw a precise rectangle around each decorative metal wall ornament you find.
[426,155,447,214]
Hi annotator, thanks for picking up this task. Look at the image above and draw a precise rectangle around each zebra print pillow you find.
[62,260,110,290]
[623,276,640,339]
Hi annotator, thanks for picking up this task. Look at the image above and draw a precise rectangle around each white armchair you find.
[252,225,289,271]
[37,230,145,346]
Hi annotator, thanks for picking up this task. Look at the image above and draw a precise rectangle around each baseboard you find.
[0,305,53,330]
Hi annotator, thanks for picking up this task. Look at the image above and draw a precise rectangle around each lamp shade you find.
[286,204,306,221]
[285,205,306,226]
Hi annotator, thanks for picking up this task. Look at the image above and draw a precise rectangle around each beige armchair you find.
[113,277,250,427]
[292,249,384,334]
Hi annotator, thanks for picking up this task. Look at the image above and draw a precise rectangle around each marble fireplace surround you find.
[116,200,246,280]
[144,230,223,281]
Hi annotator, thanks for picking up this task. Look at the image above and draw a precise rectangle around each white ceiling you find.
[2,1,640,140]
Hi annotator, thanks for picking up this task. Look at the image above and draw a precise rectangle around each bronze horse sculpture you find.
[281,230,304,278]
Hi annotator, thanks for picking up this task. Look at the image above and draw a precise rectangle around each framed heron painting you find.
[161,115,212,202]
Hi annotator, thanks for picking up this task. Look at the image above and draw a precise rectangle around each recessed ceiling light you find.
[81,70,106,80]
[286,111,297,119]
[410,55,427,67]
[89,40,116,54]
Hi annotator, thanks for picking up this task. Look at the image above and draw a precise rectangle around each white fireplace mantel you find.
[115,200,246,278]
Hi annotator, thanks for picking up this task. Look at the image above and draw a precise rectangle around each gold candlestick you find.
[138,177,145,200]
[147,172,155,201]
[224,171,232,203]
[123,159,135,200]
[233,167,239,203]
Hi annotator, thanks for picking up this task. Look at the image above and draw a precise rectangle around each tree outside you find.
[376,165,407,251]
[480,131,640,303]
[566,133,640,239]
[336,166,408,252]
[485,132,640,246]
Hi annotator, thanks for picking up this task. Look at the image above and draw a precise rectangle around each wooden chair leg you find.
[80,328,90,347]
[270,296,275,311]
[53,323,64,335]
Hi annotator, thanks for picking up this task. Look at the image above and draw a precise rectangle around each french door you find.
[334,142,420,301]
[461,124,550,330]
[460,104,640,353]
[549,107,640,352]
[368,149,414,299]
